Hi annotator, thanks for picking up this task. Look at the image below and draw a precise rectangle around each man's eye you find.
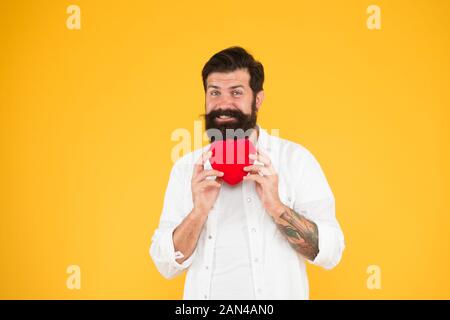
[232,91,243,96]
[210,91,220,96]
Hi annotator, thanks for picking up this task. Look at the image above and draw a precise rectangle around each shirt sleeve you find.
[149,161,197,279]
[293,150,345,270]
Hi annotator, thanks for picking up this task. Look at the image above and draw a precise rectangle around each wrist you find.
[268,202,288,219]
[191,206,209,219]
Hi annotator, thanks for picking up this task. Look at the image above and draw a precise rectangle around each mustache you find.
[203,108,249,121]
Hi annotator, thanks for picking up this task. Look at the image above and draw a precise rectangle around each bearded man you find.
[150,46,345,300]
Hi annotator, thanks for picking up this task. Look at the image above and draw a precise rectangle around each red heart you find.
[209,138,256,186]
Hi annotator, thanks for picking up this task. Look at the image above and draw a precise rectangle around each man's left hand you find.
[243,149,286,218]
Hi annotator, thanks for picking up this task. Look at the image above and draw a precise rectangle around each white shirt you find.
[150,127,345,300]
[210,182,255,300]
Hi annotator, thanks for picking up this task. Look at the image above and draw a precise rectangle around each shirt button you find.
[254,258,259,263]
[257,288,263,294]
[247,197,252,203]
[208,235,212,240]
[204,294,208,299]
[251,227,256,233]
[205,266,209,270]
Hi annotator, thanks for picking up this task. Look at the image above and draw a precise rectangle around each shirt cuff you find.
[163,225,197,270]
[309,222,343,270]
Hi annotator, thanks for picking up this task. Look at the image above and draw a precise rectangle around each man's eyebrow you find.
[206,84,245,90]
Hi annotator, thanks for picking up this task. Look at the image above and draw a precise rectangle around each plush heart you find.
[209,138,256,186]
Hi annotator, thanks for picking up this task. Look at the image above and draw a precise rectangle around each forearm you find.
[172,208,208,264]
[272,205,319,261]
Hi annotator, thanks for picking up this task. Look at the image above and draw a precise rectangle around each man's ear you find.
[255,90,265,111]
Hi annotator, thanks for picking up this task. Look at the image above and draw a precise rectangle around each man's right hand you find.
[191,150,224,216]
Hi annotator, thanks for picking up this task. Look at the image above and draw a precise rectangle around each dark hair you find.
[202,46,264,95]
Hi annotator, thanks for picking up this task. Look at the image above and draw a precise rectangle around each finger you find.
[195,169,224,182]
[256,147,270,158]
[257,148,272,165]
[194,150,212,175]
[198,179,222,189]
[243,165,272,176]
[243,164,263,172]
[253,149,278,176]
[243,173,266,184]
[249,151,271,166]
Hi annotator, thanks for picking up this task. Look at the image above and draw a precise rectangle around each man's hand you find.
[192,150,224,216]
[243,148,285,218]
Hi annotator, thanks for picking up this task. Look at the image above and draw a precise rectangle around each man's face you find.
[204,69,263,141]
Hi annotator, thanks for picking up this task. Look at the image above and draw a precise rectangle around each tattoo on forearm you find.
[273,208,319,261]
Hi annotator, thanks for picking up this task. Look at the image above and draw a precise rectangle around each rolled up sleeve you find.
[294,151,345,270]
[312,219,345,270]
[149,161,196,279]
[150,224,197,279]
[307,197,345,269]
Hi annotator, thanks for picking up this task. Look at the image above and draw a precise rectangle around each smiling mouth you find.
[215,115,237,122]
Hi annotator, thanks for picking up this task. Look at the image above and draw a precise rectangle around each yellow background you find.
[1,0,449,299]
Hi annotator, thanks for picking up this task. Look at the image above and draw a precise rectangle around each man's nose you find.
[216,94,235,109]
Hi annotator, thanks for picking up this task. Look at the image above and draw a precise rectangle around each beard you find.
[204,97,257,142]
